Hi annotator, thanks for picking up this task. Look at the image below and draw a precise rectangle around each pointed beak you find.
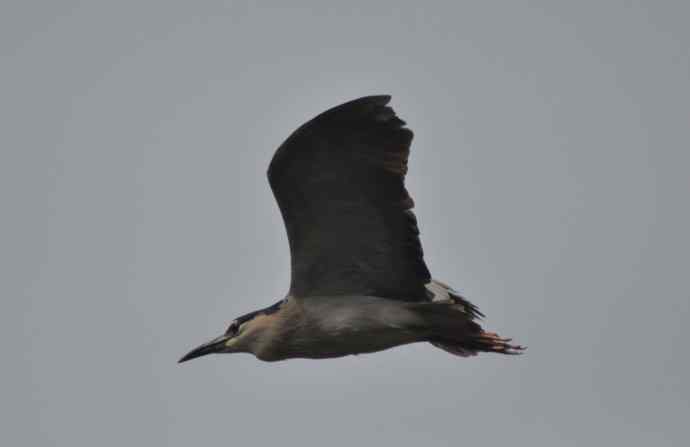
[178,335,230,364]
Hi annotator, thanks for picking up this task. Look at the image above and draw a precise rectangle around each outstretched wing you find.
[268,96,430,301]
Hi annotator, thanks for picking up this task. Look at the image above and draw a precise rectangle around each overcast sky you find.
[3,1,689,446]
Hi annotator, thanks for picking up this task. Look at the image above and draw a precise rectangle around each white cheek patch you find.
[226,322,250,347]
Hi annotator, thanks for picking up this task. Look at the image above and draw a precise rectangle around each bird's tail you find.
[420,280,525,357]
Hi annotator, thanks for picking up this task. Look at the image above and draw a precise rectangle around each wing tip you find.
[343,94,392,105]
[268,94,407,183]
[320,95,411,131]
[322,95,392,117]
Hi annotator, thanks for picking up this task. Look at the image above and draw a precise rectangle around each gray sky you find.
[3,1,689,446]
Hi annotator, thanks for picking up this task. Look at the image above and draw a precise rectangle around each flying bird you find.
[179,95,523,363]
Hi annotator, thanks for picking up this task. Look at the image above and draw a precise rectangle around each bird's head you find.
[178,300,285,363]
[177,320,247,363]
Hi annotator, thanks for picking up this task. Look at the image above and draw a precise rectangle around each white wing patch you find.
[425,279,460,303]
[425,279,484,320]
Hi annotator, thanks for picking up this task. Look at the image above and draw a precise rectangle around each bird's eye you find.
[225,322,238,336]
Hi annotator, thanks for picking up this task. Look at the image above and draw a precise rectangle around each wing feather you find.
[268,96,430,301]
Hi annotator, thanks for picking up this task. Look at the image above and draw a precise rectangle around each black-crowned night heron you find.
[179,95,524,363]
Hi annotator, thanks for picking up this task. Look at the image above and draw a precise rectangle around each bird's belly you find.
[266,296,429,360]
[283,327,421,360]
